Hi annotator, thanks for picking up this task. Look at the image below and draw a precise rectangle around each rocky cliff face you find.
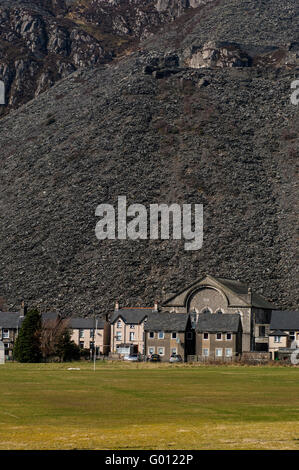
[0,0,298,315]
[0,0,112,114]
[0,0,213,115]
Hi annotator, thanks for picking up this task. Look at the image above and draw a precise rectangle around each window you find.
[225,348,232,357]
[215,348,223,357]
[149,331,155,339]
[202,308,212,314]
[226,333,232,341]
[274,336,281,343]
[79,341,84,349]
[2,329,9,339]
[202,348,209,357]
[190,312,197,327]
[148,347,155,355]
[203,333,209,340]
[116,331,122,341]
[129,324,135,329]
[129,332,135,341]
[216,333,222,340]
[90,329,94,338]
[171,348,177,355]
[216,310,223,315]
[158,347,164,356]
[171,332,177,339]
[117,320,122,328]
[79,329,84,339]
[290,331,295,341]
[158,331,164,339]
[259,326,266,337]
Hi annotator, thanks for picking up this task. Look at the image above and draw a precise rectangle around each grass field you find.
[0,361,298,450]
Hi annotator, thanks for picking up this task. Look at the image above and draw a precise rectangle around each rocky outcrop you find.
[186,41,251,68]
[2,0,296,115]
[0,1,115,115]
[185,41,299,69]
[0,0,216,115]
[155,0,212,14]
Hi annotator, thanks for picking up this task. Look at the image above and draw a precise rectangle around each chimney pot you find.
[115,301,119,311]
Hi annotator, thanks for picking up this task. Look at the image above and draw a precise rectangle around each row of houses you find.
[1,275,298,362]
[0,307,109,360]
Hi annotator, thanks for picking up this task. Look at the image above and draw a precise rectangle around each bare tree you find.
[40,316,71,361]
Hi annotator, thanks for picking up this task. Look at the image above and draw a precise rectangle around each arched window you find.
[201,308,212,314]
[215,309,223,315]
[190,310,197,328]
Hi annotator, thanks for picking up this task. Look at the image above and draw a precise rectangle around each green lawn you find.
[0,362,298,450]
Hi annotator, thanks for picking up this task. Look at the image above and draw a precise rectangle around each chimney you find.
[115,300,119,311]
[20,300,27,317]
[248,287,252,305]
[153,301,159,312]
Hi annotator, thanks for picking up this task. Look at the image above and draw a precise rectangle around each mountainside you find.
[0,0,298,315]
[0,0,213,115]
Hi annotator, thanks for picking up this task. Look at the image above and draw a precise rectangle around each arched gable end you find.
[187,285,229,313]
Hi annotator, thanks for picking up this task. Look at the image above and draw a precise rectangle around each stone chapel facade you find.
[161,274,276,353]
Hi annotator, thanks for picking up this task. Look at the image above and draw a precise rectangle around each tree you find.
[40,316,70,361]
[40,316,80,362]
[55,329,81,362]
[14,309,42,363]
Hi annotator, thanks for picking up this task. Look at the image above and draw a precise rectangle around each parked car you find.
[169,354,183,363]
[149,354,161,362]
[123,354,140,362]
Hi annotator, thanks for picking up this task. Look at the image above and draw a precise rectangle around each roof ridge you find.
[118,307,153,310]
[215,276,247,285]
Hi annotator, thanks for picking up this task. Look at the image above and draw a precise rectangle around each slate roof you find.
[41,313,105,329]
[41,312,62,322]
[213,277,275,309]
[110,308,154,324]
[0,311,63,328]
[144,313,189,332]
[0,311,105,329]
[0,312,21,328]
[196,313,241,333]
[270,311,299,331]
[69,317,105,329]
